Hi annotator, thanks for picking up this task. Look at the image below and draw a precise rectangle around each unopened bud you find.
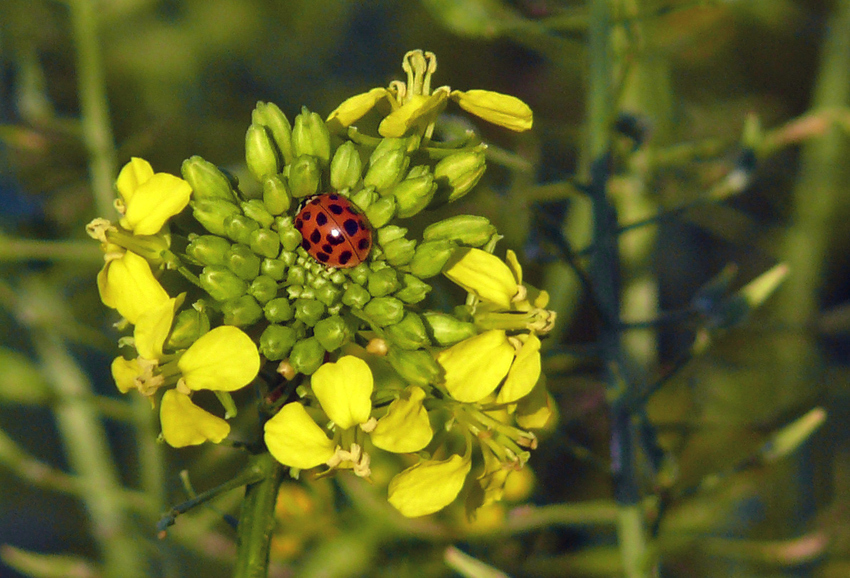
[186,235,230,266]
[200,265,248,301]
[314,315,350,351]
[407,240,457,278]
[222,294,263,326]
[385,312,429,350]
[394,274,432,304]
[289,336,326,375]
[364,196,396,228]
[342,283,371,309]
[377,225,407,245]
[252,101,294,165]
[245,123,281,181]
[260,324,298,361]
[286,265,306,286]
[249,275,279,304]
[330,140,363,190]
[224,213,260,245]
[423,214,496,247]
[351,187,378,212]
[389,174,436,218]
[386,347,442,386]
[226,244,261,280]
[182,156,237,203]
[241,200,274,228]
[383,237,417,266]
[166,307,210,350]
[364,139,409,191]
[288,155,321,199]
[292,107,331,167]
[264,297,294,323]
[315,284,343,307]
[279,224,303,252]
[262,175,292,216]
[249,228,281,259]
[347,263,370,286]
[193,199,241,236]
[368,267,400,297]
[432,147,486,204]
[363,296,404,326]
[422,312,476,345]
[261,258,286,281]
[294,298,326,326]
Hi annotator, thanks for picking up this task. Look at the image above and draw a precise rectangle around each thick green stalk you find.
[233,452,285,578]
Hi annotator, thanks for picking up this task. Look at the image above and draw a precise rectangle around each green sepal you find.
[364,148,408,191]
[386,347,442,387]
[342,283,371,309]
[385,312,429,350]
[315,284,343,307]
[249,229,281,259]
[347,262,371,286]
[241,200,275,229]
[364,196,396,228]
[286,265,306,286]
[431,147,486,205]
[421,312,476,346]
[165,306,210,350]
[351,187,378,211]
[261,258,286,281]
[264,297,294,323]
[279,225,303,253]
[383,237,417,267]
[262,174,292,216]
[389,174,436,218]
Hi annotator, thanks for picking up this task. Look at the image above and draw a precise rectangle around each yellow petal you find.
[119,172,192,236]
[111,356,139,394]
[326,88,389,130]
[134,295,183,360]
[496,333,542,404]
[387,454,471,517]
[515,379,557,431]
[116,157,154,203]
[378,93,448,138]
[98,251,169,324]
[370,386,433,453]
[436,330,515,402]
[160,389,230,447]
[443,248,518,309]
[178,326,260,391]
[311,356,373,429]
[264,402,336,469]
[450,89,533,132]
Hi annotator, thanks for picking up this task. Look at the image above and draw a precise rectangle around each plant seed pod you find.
[200,265,248,301]
[394,274,432,304]
[288,155,321,199]
[249,229,281,259]
[264,297,294,323]
[241,200,275,228]
[193,199,241,236]
[186,235,231,266]
[226,244,261,280]
[245,123,281,181]
[182,156,237,203]
[224,214,261,245]
[248,275,279,304]
[292,107,331,167]
[363,296,404,326]
[259,324,298,361]
[386,347,442,387]
[407,240,457,278]
[422,214,496,247]
[385,312,429,350]
[289,337,326,375]
[221,294,263,326]
[262,174,292,216]
[313,315,350,351]
[330,140,363,191]
[421,312,476,346]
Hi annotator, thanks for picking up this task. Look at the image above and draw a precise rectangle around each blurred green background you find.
[2,0,850,577]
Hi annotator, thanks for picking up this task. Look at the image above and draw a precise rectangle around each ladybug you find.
[294,193,372,268]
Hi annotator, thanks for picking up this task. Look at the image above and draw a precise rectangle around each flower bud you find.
[364,196,396,228]
[261,258,286,281]
[193,199,241,236]
[342,283,371,309]
[226,244,261,280]
[222,294,263,327]
[288,155,321,199]
[248,228,281,260]
[294,298,326,326]
[363,296,404,326]
[423,214,496,247]
[181,156,237,203]
[289,336,326,375]
[224,213,261,245]
[386,347,442,387]
[347,262,370,286]
[422,312,476,345]
[249,275,279,304]
[241,200,275,228]
[368,267,400,297]
[383,237,417,267]
[279,224,303,253]
[432,148,486,204]
[186,235,231,266]
[200,265,248,301]
[330,140,363,190]
[377,225,407,245]
[286,265,306,286]
[246,123,281,181]
[351,187,378,211]
[260,324,298,361]
[262,175,291,216]
[389,174,436,218]
[394,274,432,304]
[252,101,294,165]
[407,240,457,278]
[315,284,343,307]
[385,312,429,350]
[313,315,349,351]
[364,139,409,191]
[264,297,294,323]
[166,307,211,350]
[292,107,331,167]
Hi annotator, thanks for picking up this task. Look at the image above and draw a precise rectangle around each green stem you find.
[233,452,285,578]
[0,239,102,264]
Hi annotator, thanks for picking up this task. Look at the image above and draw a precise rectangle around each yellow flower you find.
[496,333,542,404]
[437,330,516,403]
[97,251,169,324]
[160,389,230,447]
[450,89,533,132]
[265,402,337,469]
[115,158,192,236]
[310,356,373,429]
[387,453,472,517]
[326,87,390,132]
[443,248,520,309]
[370,386,432,453]
[378,92,448,138]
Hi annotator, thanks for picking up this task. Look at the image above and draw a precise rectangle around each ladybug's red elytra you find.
[294,193,372,268]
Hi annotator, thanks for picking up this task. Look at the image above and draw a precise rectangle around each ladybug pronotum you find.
[294,193,372,268]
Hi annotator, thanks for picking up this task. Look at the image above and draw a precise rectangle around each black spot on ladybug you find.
[322,243,333,253]
[327,232,345,245]
[338,251,353,265]
[316,252,330,262]
[316,212,328,226]
[343,219,360,236]
[328,194,339,201]
[295,218,303,228]
[345,207,357,216]
[310,230,321,243]
[328,204,345,216]
[357,238,370,250]
[301,210,313,221]
[301,239,311,250]
[309,197,322,205]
